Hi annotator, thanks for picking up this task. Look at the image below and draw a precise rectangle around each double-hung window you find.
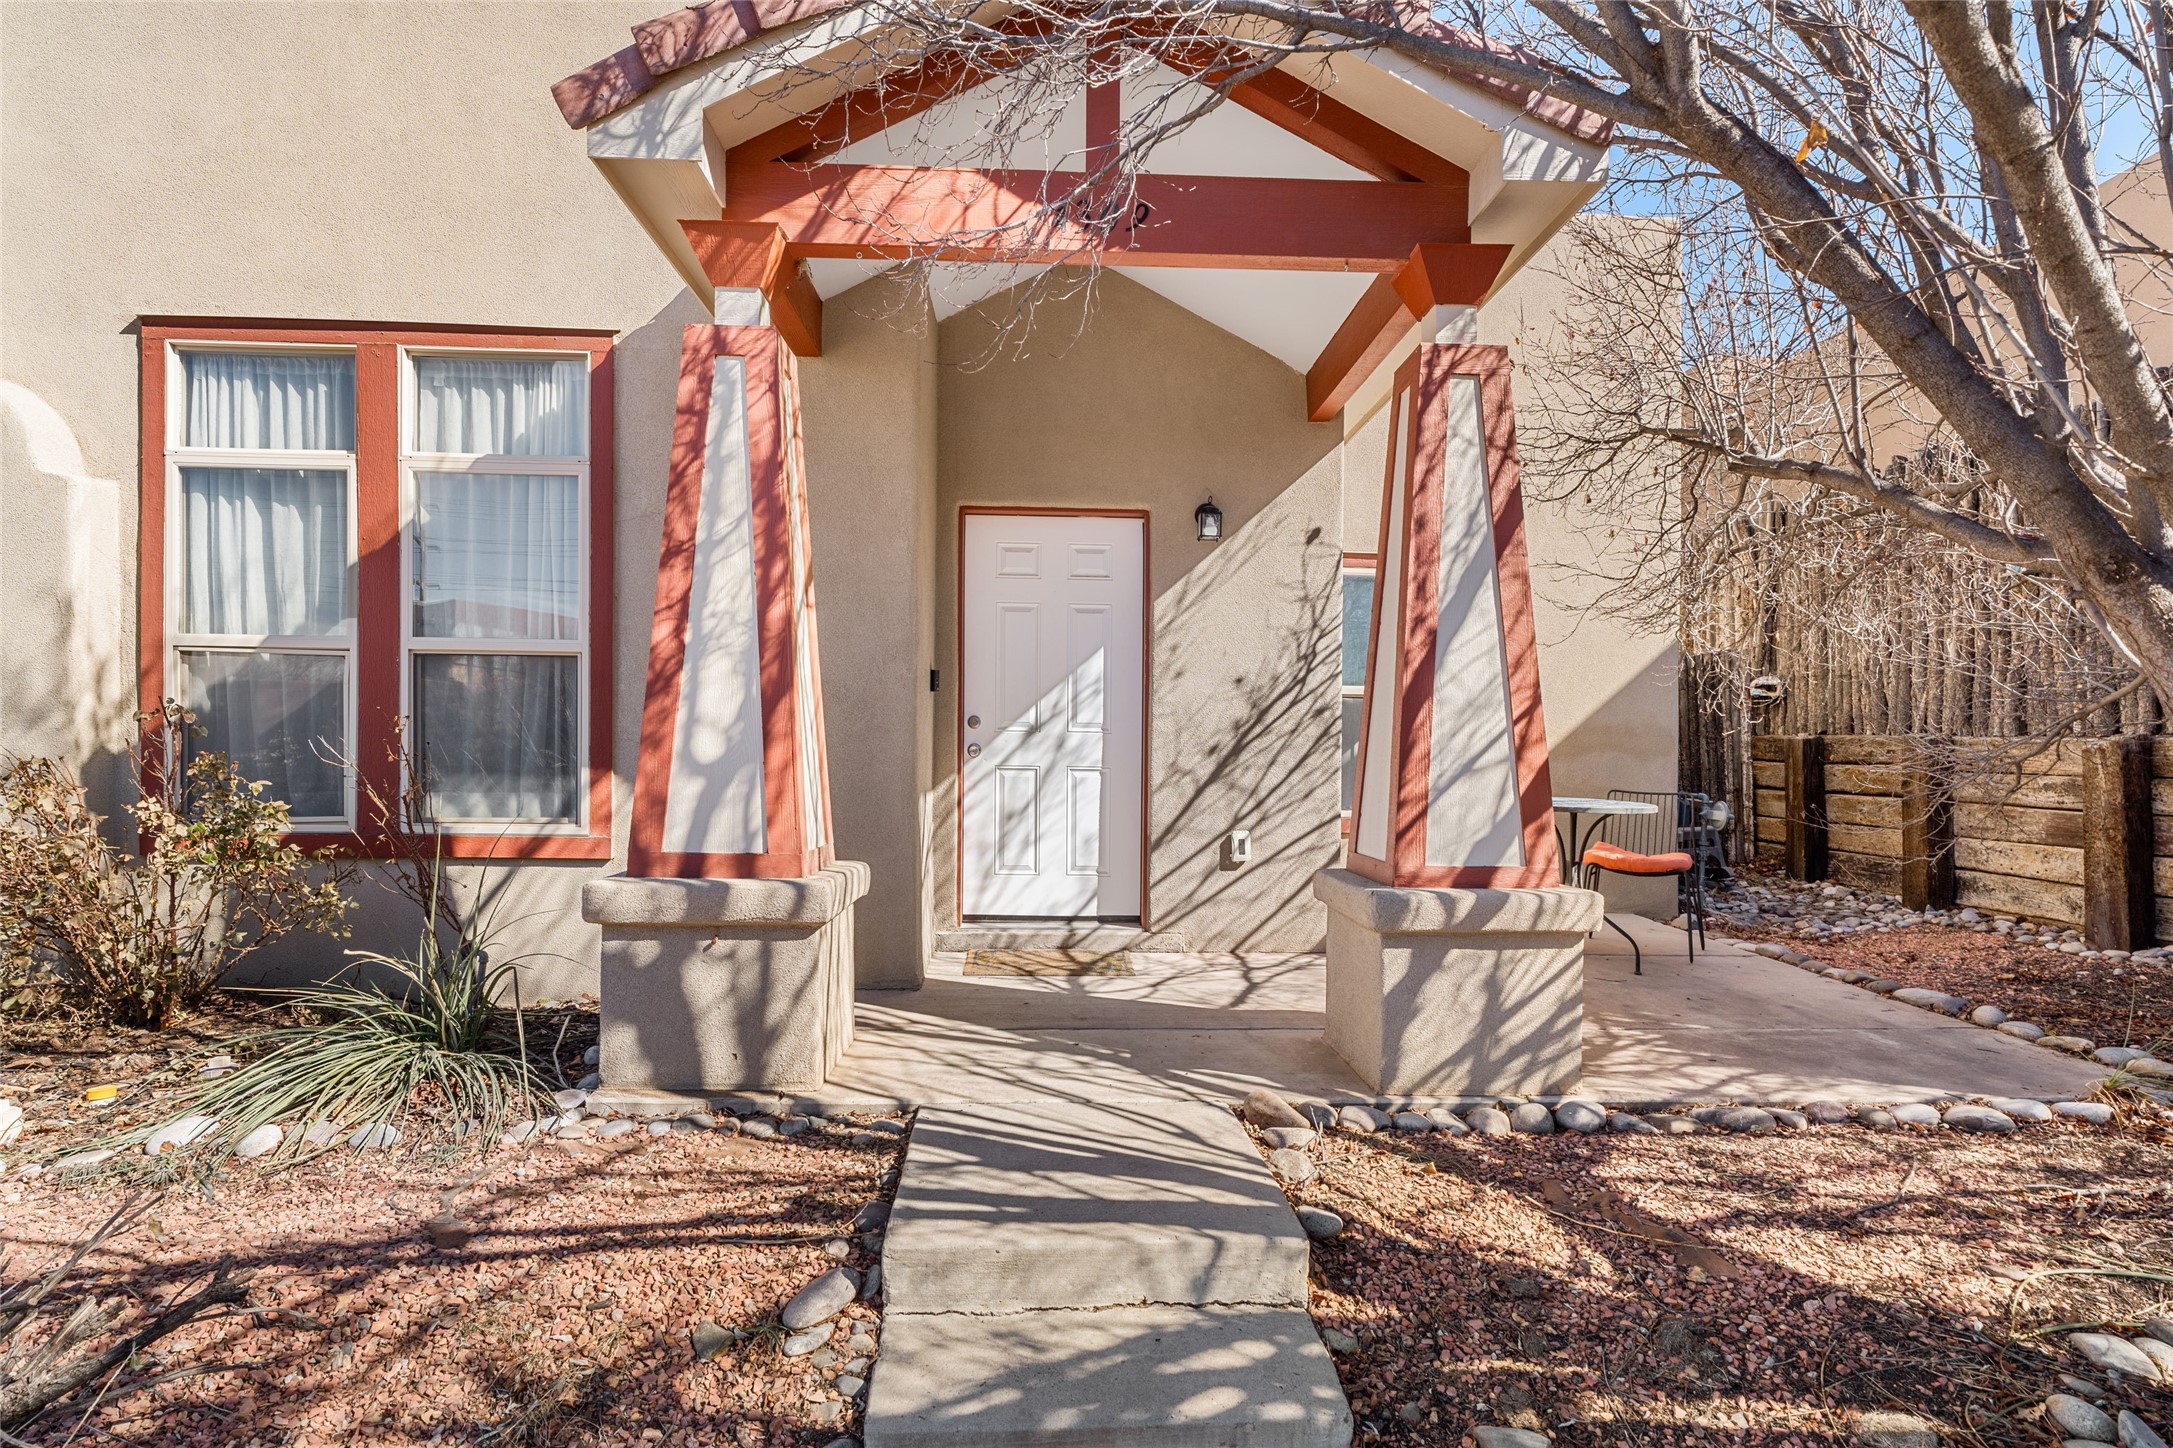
[165,348,358,825]
[143,322,614,856]
[402,352,589,827]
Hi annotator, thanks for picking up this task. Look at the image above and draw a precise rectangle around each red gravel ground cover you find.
[1731,924,2171,1051]
[3,1127,897,1447]
[1283,1118,2173,1447]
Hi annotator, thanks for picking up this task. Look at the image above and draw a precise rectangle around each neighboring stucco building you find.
[0,1,1678,999]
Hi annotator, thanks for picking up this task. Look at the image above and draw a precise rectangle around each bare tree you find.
[760,0,2173,707]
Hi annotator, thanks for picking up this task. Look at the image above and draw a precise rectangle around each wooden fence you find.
[1751,733,2165,947]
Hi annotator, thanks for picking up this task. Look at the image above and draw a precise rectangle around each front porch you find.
[594,916,2105,1115]
[567,0,1660,1115]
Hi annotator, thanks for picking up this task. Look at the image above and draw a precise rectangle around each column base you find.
[1312,868,1604,1097]
[581,862,870,1094]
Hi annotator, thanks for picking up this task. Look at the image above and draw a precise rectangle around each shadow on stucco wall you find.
[1146,502,1344,952]
[924,272,1346,953]
[0,380,133,819]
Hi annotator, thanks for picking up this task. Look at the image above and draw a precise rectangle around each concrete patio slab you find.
[862,1303,1353,1448]
[802,924,2107,1110]
[883,1099,1310,1315]
[1580,915,2106,1104]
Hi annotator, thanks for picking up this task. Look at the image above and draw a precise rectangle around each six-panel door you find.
[960,513,1145,919]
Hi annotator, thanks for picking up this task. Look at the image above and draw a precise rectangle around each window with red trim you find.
[139,321,615,859]
[1340,555,1377,821]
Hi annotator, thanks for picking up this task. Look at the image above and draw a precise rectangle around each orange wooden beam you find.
[732,28,1470,198]
[1304,243,1511,420]
[766,263,824,357]
[734,55,982,165]
[712,160,1467,271]
[1158,45,1469,189]
[682,220,824,355]
[1306,273,1410,422]
[1087,77,1120,157]
[733,12,1068,166]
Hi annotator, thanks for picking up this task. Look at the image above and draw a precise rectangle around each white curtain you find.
[179,650,346,818]
[181,468,349,636]
[413,357,586,457]
[411,472,578,640]
[182,352,355,451]
[414,653,578,819]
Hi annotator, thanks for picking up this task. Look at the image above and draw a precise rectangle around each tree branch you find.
[1657,428,2058,567]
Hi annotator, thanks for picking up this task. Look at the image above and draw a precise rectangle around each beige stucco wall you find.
[800,280,941,986]
[0,384,128,804]
[3,0,1681,990]
[931,275,1347,950]
[0,0,687,996]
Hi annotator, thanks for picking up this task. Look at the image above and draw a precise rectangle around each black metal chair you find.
[1578,790,1715,975]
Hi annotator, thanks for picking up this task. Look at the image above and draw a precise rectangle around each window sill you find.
[282,831,616,862]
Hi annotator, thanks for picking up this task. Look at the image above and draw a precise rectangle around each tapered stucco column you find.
[1324,329,1599,1096]
[584,320,864,1096]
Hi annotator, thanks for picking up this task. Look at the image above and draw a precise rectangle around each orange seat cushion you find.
[1582,841,1692,876]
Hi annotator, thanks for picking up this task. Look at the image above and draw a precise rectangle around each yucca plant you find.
[80,733,554,1174]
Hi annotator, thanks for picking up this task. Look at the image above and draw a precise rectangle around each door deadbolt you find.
[967,713,982,728]
[966,743,983,759]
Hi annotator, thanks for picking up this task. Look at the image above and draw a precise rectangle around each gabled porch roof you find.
[554,1,1608,418]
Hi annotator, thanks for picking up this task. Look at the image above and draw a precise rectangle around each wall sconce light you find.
[1195,495,1224,542]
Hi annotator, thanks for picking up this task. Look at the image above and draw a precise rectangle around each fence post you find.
[1899,750,1954,911]
[1783,734,1828,882]
[2080,737,2153,950]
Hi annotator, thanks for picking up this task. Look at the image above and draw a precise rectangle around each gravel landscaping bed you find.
[2,1001,897,1448]
[3,1125,896,1447]
[1267,1115,2173,1447]
[1711,869,2172,1052]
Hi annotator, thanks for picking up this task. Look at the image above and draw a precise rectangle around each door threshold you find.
[936,923,1190,953]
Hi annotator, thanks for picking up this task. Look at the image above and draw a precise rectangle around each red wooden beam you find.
[731,28,1470,199]
[709,159,1467,271]
[1304,242,1510,420]
[1087,77,1120,158]
[683,220,824,355]
[1157,44,1468,188]
[733,11,1069,165]
[1229,71,1460,185]
[734,54,983,165]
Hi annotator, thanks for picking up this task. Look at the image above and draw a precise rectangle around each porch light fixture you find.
[1195,495,1224,542]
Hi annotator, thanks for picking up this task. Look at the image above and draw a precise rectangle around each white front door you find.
[961,513,1145,919]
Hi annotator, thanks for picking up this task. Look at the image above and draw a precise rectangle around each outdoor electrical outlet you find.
[1227,829,1252,865]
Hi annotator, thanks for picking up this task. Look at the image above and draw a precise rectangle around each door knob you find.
[967,713,981,728]
[966,743,983,759]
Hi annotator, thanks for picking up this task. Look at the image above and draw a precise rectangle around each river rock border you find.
[1736,938,2173,1104]
[499,1088,916,1151]
[1237,1086,2135,1149]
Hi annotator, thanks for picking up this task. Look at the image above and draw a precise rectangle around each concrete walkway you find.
[842,920,2101,1448]
[863,1099,1350,1447]
[808,917,2104,1111]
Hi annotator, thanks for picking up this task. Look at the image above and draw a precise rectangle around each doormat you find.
[963,949,1134,978]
